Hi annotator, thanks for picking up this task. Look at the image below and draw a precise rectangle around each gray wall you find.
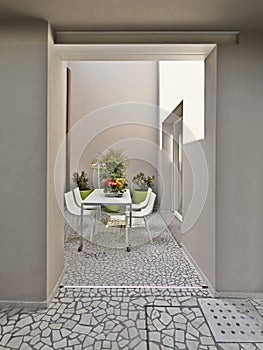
[0,20,48,301]
[68,61,158,188]
[181,48,217,289]
[216,33,263,292]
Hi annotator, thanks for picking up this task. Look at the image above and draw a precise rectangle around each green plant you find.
[132,172,154,190]
[93,148,129,181]
[72,171,90,190]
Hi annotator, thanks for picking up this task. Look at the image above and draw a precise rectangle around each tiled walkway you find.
[63,212,203,287]
[0,213,262,349]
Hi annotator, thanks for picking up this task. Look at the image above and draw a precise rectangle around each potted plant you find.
[92,148,129,212]
[94,148,129,183]
[72,171,93,199]
[132,172,155,204]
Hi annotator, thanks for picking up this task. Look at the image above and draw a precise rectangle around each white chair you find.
[73,187,97,210]
[64,191,96,249]
[132,187,152,210]
[126,192,156,244]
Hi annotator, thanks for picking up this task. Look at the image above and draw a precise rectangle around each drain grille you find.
[199,298,263,342]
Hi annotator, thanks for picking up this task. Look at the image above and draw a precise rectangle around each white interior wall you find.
[158,56,216,289]
[68,61,158,189]
[181,49,217,289]
[159,61,204,144]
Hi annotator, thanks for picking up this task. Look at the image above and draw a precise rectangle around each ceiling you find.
[0,0,263,32]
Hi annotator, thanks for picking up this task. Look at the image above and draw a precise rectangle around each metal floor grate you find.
[199,298,263,342]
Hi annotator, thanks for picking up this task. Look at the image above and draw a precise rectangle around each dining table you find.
[79,189,132,252]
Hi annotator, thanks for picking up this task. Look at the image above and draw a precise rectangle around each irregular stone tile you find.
[20,344,32,350]
[186,340,199,350]
[2,325,14,335]
[42,337,52,346]
[0,333,11,346]
[73,324,92,335]
[7,336,23,349]
[200,336,216,345]
[16,316,32,328]
[83,336,95,347]
[132,343,146,350]
[160,312,172,326]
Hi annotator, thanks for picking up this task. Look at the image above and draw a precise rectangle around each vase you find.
[104,191,123,197]
[104,191,123,212]
[132,189,148,204]
[80,189,93,200]
[105,205,120,213]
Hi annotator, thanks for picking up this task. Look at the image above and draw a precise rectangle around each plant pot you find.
[105,205,120,213]
[132,189,148,204]
[80,189,93,200]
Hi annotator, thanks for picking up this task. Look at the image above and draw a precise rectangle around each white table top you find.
[82,189,132,205]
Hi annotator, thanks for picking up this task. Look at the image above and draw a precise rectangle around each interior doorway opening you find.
[56,43,215,289]
[162,101,183,223]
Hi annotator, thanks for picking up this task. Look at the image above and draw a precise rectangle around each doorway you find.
[56,44,214,289]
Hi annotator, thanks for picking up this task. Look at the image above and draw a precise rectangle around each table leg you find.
[126,204,132,252]
[90,206,100,243]
[129,204,132,227]
[78,204,84,252]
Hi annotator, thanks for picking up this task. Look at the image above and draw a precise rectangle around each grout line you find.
[60,285,207,289]
[144,304,150,350]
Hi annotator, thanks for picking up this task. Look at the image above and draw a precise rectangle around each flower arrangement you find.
[102,177,128,196]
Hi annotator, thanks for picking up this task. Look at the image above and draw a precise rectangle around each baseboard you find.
[0,299,48,309]
[47,267,65,306]
[214,290,263,298]
[181,243,216,296]
[181,243,263,299]
[0,268,65,309]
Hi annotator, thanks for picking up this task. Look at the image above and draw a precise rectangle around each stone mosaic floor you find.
[147,300,263,350]
[0,290,262,349]
[63,211,203,287]
[0,212,262,349]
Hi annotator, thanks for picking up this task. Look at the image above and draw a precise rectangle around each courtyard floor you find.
[0,212,262,349]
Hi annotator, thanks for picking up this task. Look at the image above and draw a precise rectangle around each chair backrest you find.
[132,187,152,210]
[64,191,80,216]
[140,187,152,207]
[140,192,156,217]
[73,187,83,207]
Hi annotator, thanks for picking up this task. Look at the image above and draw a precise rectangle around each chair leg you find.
[96,206,101,221]
[90,213,96,243]
[144,217,152,243]
[78,215,83,252]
